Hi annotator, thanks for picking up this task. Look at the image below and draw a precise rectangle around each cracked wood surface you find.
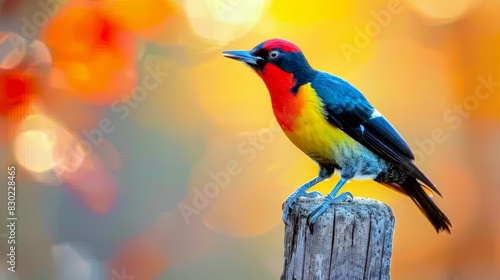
[282,197,395,280]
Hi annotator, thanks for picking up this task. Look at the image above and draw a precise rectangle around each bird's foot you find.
[306,192,353,233]
[282,191,323,225]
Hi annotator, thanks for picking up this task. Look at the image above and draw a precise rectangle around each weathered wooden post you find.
[282,197,395,280]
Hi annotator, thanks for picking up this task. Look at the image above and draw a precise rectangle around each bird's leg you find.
[307,177,353,232]
[282,176,325,225]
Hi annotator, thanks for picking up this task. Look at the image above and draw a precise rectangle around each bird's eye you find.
[268,50,281,60]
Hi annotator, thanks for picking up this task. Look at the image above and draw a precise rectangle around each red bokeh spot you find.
[98,19,113,46]
[44,1,136,104]
[0,71,37,119]
[44,4,121,55]
[110,236,168,280]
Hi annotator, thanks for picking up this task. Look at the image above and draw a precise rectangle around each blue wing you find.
[310,72,440,194]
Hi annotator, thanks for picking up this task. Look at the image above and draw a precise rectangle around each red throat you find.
[256,64,303,131]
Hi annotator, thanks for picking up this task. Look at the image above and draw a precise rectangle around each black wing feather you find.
[310,72,441,196]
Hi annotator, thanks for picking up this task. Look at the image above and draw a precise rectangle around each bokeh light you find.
[12,112,117,213]
[14,113,85,177]
[44,0,136,104]
[109,229,169,280]
[185,0,270,46]
[404,0,477,23]
[0,36,50,122]
[0,31,50,150]
[1,0,499,279]
[14,130,58,173]
[0,32,26,70]
[0,69,38,121]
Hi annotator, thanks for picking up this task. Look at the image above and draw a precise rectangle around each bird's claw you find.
[307,192,353,234]
[282,191,324,225]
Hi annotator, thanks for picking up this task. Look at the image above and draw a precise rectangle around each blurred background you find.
[0,0,499,279]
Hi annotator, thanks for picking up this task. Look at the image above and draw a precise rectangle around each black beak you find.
[222,50,263,66]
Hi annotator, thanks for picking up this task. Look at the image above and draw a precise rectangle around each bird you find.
[222,38,452,234]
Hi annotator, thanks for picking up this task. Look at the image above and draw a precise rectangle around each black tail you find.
[400,177,452,234]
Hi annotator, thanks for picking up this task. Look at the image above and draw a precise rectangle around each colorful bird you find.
[222,39,452,233]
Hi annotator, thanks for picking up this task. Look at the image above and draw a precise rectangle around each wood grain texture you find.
[282,197,395,280]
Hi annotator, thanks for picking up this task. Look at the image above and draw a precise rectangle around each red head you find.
[222,39,317,131]
[222,39,316,93]
[259,38,302,52]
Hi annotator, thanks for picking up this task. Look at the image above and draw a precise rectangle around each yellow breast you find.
[282,83,358,163]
